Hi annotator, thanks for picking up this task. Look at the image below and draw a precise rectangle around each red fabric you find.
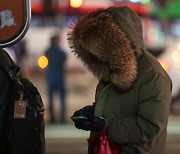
[88,133,121,154]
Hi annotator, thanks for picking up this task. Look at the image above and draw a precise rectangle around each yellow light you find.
[38,56,48,69]
[70,0,83,8]
[172,50,180,67]
[158,59,169,72]
[178,42,180,50]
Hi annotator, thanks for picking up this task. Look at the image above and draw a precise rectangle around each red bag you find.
[88,133,120,154]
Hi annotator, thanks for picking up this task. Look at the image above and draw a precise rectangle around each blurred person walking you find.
[69,6,172,154]
[45,35,67,124]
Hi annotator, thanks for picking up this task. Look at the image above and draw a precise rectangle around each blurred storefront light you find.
[141,0,151,4]
[178,42,180,51]
[171,41,180,67]
[158,59,170,72]
[129,0,141,3]
[114,0,124,2]
[172,49,180,68]
[70,0,83,8]
[128,0,151,4]
[147,27,165,47]
[152,0,180,19]
[38,56,48,69]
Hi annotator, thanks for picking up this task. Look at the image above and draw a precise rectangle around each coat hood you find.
[68,6,145,90]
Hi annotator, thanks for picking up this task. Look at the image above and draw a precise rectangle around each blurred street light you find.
[70,0,83,8]
[38,56,48,69]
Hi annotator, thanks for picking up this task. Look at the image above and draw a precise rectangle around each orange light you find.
[158,59,169,72]
[70,0,83,8]
[38,56,48,69]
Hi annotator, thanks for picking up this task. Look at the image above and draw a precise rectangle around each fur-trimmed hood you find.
[68,6,145,90]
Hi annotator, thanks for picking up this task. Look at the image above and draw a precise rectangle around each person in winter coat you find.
[68,6,172,154]
[0,48,11,153]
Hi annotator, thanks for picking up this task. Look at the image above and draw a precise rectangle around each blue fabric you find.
[45,45,66,82]
[45,45,67,122]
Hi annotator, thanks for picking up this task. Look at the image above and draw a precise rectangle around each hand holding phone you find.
[71,115,88,121]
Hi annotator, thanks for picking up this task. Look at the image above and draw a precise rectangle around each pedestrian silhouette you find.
[45,34,67,124]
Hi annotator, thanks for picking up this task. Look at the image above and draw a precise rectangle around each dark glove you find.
[72,111,105,132]
[78,103,96,115]
[70,103,96,122]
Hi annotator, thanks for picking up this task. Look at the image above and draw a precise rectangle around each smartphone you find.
[71,116,87,120]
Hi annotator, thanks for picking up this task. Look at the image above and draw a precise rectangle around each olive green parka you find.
[68,6,172,154]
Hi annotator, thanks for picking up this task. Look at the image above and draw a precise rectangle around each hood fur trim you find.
[68,9,138,90]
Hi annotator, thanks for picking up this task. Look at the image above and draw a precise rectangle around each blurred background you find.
[4,0,180,153]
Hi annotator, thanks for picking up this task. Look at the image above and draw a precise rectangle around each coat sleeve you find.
[106,71,172,144]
